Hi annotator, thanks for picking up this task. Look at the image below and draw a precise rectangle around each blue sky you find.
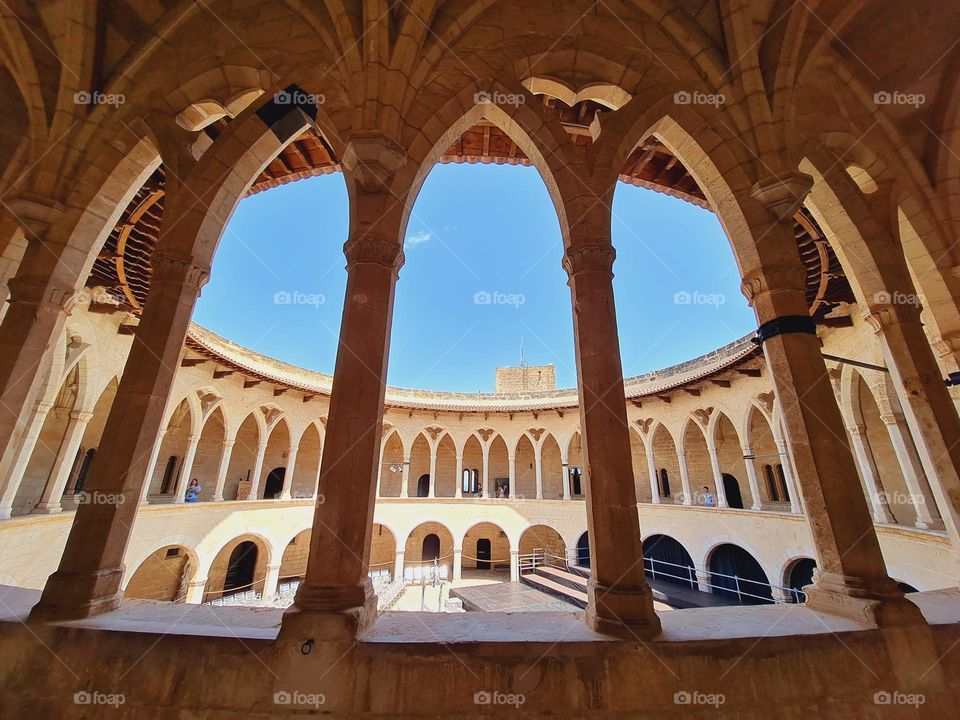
[193,164,756,392]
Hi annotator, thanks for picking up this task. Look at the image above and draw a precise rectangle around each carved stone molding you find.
[740,265,807,302]
[152,253,211,291]
[750,172,813,221]
[343,234,404,272]
[932,333,960,358]
[6,277,81,313]
[562,244,616,278]
[342,132,407,192]
[861,303,920,334]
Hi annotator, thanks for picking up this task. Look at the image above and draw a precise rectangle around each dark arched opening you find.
[416,474,430,497]
[72,448,96,494]
[570,467,582,496]
[160,456,179,495]
[787,558,817,603]
[224,541,258,593]
[576,531,590,568]
[709,544,772,604]
[642,535,695,588]
[422,533,440,561]
[264,468,285,499]
[722,473,744,509]
[476,538,491,570]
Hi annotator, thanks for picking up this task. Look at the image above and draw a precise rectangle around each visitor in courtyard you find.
[703,486,715,507]
[185,479,202,503]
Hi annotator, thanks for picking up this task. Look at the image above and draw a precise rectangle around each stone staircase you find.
[519,564,589,608]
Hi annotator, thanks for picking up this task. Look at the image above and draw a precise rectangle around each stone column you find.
[173,435,200,502]
[0,400,53,518]
[393,550,405,582]
[775,437,803,513]
[0,211,79,513]
[263,564,282,598]
[185,578,207,604]
[509,549,519,582]
[695,568,713,594]
[375,443,384,498]
[707,444,729,507]
[676,442,694,505]
[283,171,405,640]
[561,454,571,500]
[507,450,516,498]
[864,302,960,544]
[534,443,543,499]
[481,445,491,498]
[34,410,93,514]
[454,453,463,499]
[452,547,463,581]
[427,442,437,498]
[644,446,660,504]
[279,444,299,500]
[31,252,209,621]
[399,454,411,498]
[564,239,660,638]
[846,425,895,524]
[741,445,764,510]
[247,441,268,500]
[741,172,919,626]
[212,439,235,502]
[878,412,943,530]
[140,428,167,504]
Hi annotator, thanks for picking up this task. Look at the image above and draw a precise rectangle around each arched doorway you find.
[476,538,491,570]
[576,531,590,568]
[421,533,440,562]
[125,545,194,601]
[264,468,285,499]
[642,535,696,588]
[787,558,816,603]
[709,544,772,604]
[416,474,430,497]
[722,473,744,509]
[518,524,565,558]
[224,540,258,593]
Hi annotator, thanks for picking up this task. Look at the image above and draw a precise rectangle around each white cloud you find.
[405,231,432,247]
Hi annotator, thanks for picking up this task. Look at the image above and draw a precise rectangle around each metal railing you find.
[517,549,803,605]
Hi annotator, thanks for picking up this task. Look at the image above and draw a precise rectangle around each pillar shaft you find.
[847,425,895,524]
[288,192,403,636]
[881,411,943,530]
[34,410,92,513]
[452,548,463,581]
[564,240,659,638]
[676,444,694,505]
[561,459,571,500]
[645,447,660,504]
[427,443,437,498]
[481,446,490,498]
[212,439,235,502]
[248,442,268,500]
[865,299,960,544]
[534,444,543,499]
[708,444,730,507]
[173,435,200,502]
[140,429,167,504]
[31,252,209,621]
[742,177,915,624]
[741,445,763,510]
[454,454,463,499]
[399,454,410,498]
[0,400,52,518]
[279,444,298,500]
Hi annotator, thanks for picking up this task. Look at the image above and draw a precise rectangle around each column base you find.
[31,502,62,514]
[916,519,945,532]
[803,571,925,628]
[29,566,125,622]
[585,579,662,639]
[280,577,378,641]
[0,501,13,520]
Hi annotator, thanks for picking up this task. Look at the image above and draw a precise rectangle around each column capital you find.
[343,233,404,272]
[69,410,94,423]
[932,332,960,358]
[221,439,236,449]
[750,171,813,220]
[846,424,867,437]
[862,301,922,334]
[152,252,210,292]
[740,264,807,304]
[341,131,407,192]
[562,244,616,279]
[878,412,905,426]
[6,276,82,313]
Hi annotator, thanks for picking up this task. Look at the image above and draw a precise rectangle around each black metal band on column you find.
[945,371,960,387]
[751,315,817,345]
